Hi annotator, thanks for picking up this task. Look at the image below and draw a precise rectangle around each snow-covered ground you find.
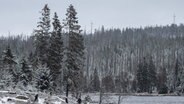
[82,93,184,104]
[0,90,72,104]
[1,91,184,104]
[121,96,184,104]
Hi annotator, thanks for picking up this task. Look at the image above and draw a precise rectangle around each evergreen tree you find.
[174,58,184,93]
[36,64,52,91]
[174,58,180,90]
[177,66,184,93]
[33,4,51,65]
[19,58,32,87]
[47,12,64,90]
[102,74,115,92]
[2,46,17,82]
[28,51,37,68]
[0,68,13,89]
[64,4,85,96]
[147,57,157,93]
[90,68,100,92]
[136,57,149,92]
[158,67,168,94]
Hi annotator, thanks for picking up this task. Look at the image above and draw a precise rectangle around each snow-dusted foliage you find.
[34,64,53,92]
[19,58,32,86]
[174,58,184,94]
[33,4,51,65]
[63,4,85,96]
[0,68,13,90]
[2,46,17,78]
[89,68,100,92]
[47,12,64,91]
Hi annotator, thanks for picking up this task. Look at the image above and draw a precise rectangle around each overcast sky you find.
[0,0,184,35]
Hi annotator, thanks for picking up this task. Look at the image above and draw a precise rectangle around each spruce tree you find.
[174,58,184,93]
[48,12,64,90]
[147,57,157,93]
[136,57,149,92]
[33,4,51,65]
[91,68,100,92]
[20,58,32,86]
[0,68,13,89]
[158,67,168,94]
[174,58,180,90]
[36,64,52,91]
[102,74,115,92]
[2,46,17,82]
[64,4,85,97]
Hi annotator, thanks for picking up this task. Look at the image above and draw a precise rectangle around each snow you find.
[81,93,184,104]
[0,91,184,104]
[0,91,77,104]
[121,96,184,104]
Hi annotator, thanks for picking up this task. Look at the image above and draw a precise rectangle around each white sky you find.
[0,0,184,36]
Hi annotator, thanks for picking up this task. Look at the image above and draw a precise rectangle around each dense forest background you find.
[1,22,184,94]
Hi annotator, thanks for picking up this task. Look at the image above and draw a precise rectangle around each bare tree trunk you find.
[118,95,121,104]
[99,88,103,104]
[65,81,69,103]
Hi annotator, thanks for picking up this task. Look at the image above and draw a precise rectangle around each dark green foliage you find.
[38,73,50,91]
[2,46,16,65]
[102,75,115,92]
[64,4,85,94]
[137,58,149,92]
[33,4,50,65]
[173,58,184,94]
[157,67,167,94]
[158,85,168,94]
[36,65,52,91]
[2,46,17,82]
[47,12,64,85]
[20,58,32,86]
[174,59,181,89]
[147,57,157,93]
[90,68,100,92]
[137,57,157,93]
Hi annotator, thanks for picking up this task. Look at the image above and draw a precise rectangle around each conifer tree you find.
[174,58,184,93]
[136,57,149,92]
[48,12,64,89]
[158,67,168,94]
[20,58,32,86]
[0,68,13,89]
[147,57,157,93]
[33,4,51,65]
[90,68,100,92]
[2,46,17,82]
[64,4,85,97]
[174,58,180,90]
[102,74,115,92]
[36,64,52,91]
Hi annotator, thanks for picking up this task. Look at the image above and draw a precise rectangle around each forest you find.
[0,4,184,100]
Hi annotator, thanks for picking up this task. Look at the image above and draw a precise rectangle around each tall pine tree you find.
[33,4,51,65]
[64,4,85,97]
[48,12,64,90]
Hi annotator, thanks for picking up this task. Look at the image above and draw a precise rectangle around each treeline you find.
[1,5,184,94]
[84,24,184,94]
